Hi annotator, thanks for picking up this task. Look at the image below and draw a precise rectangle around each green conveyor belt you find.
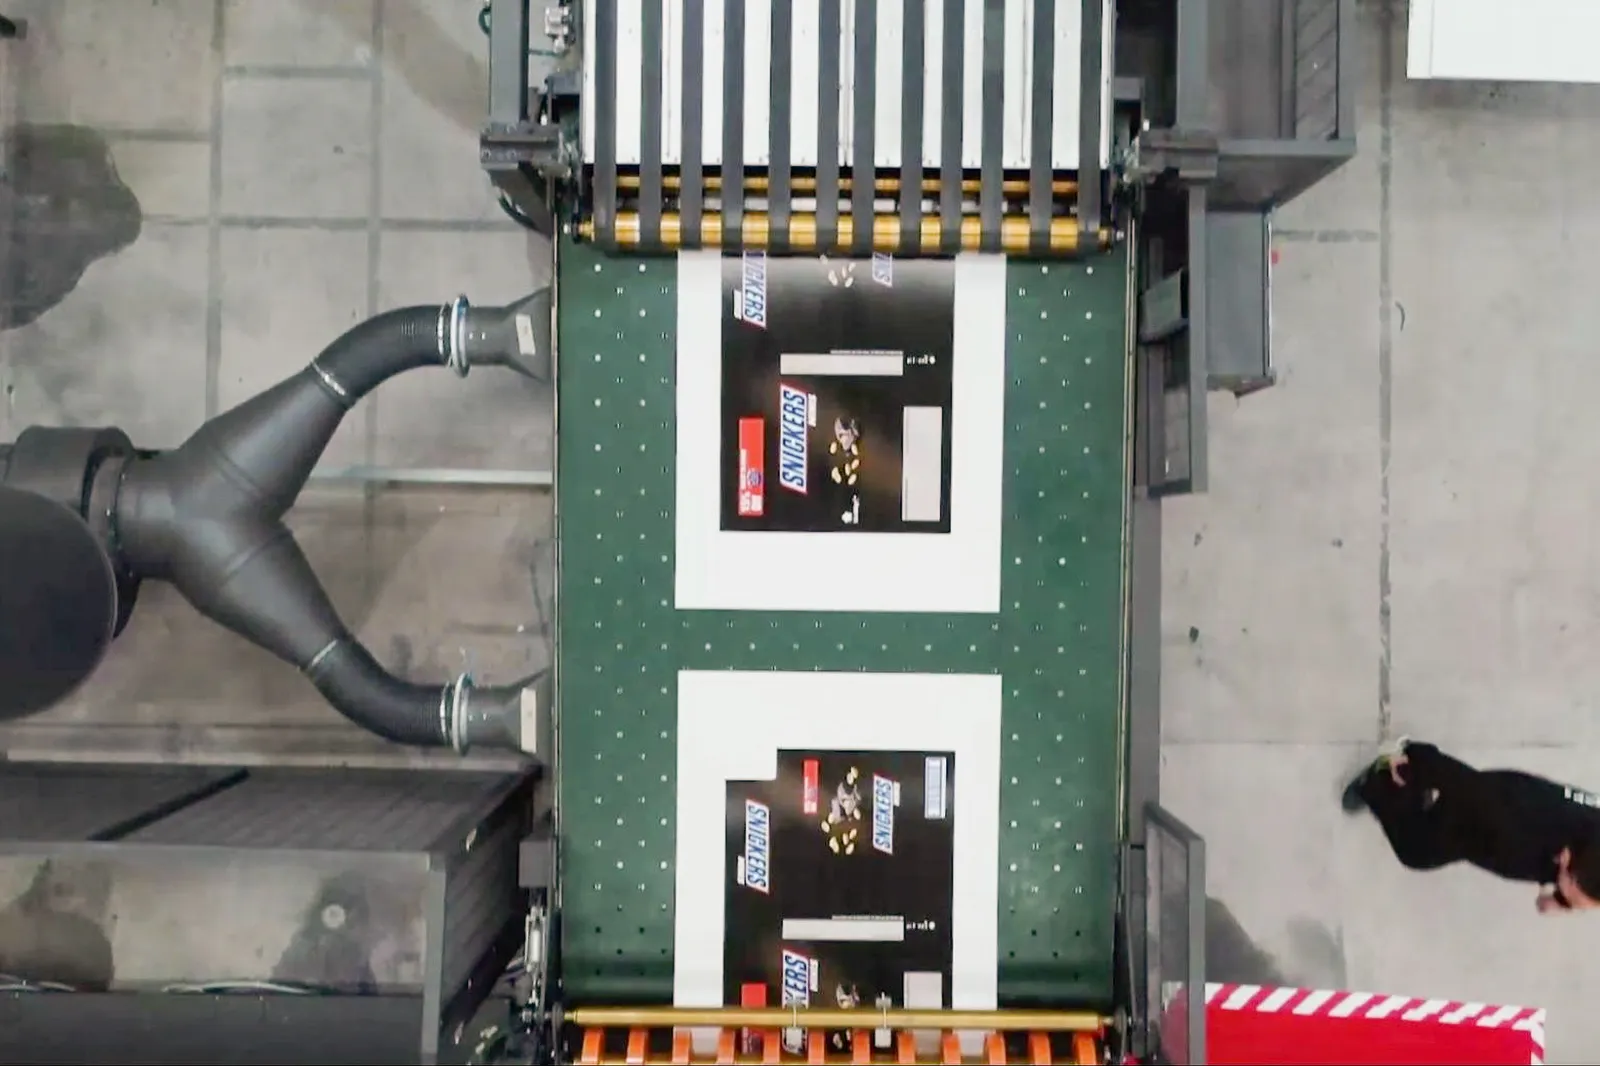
[554,240,1132,1008]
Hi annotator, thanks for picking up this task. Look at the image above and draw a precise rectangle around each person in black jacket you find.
[1343,737,1600,913]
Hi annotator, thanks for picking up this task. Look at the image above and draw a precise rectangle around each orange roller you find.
[566,1005,1107,1032]
[577,212,1112,256]
[564,1008,1110,1063]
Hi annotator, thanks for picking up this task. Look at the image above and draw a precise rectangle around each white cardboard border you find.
[673,252,1007,613]
[672,669,1002,1011]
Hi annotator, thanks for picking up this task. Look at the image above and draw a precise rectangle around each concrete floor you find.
[1163,2,1600,1061]
[4,0,1600,1059]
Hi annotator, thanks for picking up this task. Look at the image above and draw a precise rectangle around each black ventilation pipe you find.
[0,293,553,754]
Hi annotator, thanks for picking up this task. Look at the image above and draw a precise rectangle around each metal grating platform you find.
[0,762,241,842]
[554,240,1133,1007]
[122,768,518,851]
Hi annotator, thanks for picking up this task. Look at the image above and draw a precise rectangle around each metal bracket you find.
[543,0,577,53]
[518,817,555,891]
[506,894,555,1061]
[515,814,556,1044]
[1124,127,1221,187]
[481,121,569,235]
[481,123,570,175]
[479,0,579,235]
[1137,268,1187,344]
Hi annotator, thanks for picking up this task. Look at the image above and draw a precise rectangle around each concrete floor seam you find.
[1376,0,1396,743]
[143,216,523,233]
[203,0,226,420]
[1274,227,1380,243]
[222,65,370,82]
[360,0,390,606]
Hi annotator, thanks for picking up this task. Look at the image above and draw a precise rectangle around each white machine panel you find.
[1408,0,1600,84]
[583,0,1115,173]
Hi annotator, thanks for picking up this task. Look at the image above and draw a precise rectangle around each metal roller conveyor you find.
[610,173,1081,196]
[572,1015,1104,1064]
[577,0,1115,257]
[566,1004,1109,1031]
[578,212,1112,254]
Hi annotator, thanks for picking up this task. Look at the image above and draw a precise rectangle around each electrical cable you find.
[466,1005,544,1066]
[161,979,330,995]
[495,191,548,233]
[0,973,76,993]
[461,948,547,1063]
[0,975,329,996]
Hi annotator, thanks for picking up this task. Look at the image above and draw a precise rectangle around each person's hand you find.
[1553,848,1599,911]
[1537,889,1567,915]
[1388,754,1408,786]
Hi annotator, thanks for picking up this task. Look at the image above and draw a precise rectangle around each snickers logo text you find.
[872,775,896,855]
[778,385,811,494]
[780,950,812,1009]
[734,251,768,328]
[744,799,771,893]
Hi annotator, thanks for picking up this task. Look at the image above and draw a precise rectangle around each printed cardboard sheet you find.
[673,670,1001,1030]
[674,252,1006,613]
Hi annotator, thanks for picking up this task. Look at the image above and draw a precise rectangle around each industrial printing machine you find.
[0,1,1356,1062]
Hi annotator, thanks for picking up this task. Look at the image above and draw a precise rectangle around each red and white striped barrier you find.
[1188,983,1546,1065]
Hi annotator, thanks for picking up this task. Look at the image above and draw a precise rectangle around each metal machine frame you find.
[480,1,1356,1061]
[0,2,1355,1063]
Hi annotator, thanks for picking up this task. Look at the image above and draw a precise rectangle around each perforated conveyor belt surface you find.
[554,242,1132,1007]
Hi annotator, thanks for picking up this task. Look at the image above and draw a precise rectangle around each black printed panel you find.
[719,253,956,534]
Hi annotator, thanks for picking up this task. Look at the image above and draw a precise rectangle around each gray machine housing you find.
[0,761,545,1065]
[1122,0,1357,496]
